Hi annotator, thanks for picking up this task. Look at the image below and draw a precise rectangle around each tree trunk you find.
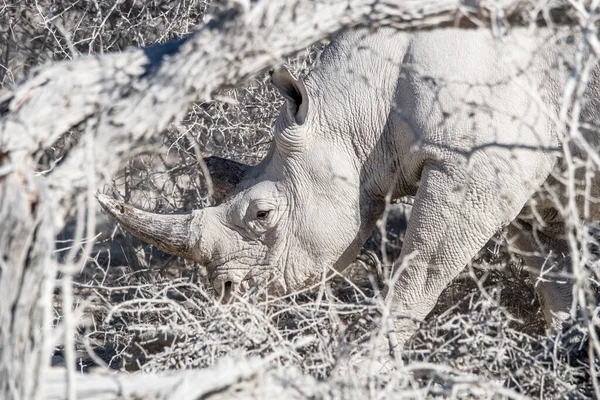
[0,159,56,399]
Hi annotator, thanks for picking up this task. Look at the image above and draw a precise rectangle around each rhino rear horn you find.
[204,156,250,201]
[271,67,309,125]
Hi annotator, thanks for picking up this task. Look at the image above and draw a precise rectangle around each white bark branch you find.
[45,357,324,400]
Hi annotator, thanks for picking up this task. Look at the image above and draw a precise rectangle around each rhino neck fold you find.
[97,194,199,260]
[307,56,410,203]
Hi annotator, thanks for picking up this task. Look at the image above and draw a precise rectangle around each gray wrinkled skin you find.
[99,27,600,347]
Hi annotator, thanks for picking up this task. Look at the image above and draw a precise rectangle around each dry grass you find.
[56,243,594,398]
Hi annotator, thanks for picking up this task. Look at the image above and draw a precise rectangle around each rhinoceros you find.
[98,26,600,347]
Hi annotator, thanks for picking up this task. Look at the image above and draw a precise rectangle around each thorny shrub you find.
[2,1,598,398]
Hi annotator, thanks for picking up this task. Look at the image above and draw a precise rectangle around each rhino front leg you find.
[388,154,551,348]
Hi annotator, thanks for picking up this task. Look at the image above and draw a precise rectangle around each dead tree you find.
[0,0,584,398]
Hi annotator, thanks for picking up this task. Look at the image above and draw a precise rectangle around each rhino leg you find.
[388,152,553,348]
[507,220,573,329]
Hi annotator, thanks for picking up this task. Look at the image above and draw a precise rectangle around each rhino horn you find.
[204,156,250,201]
[97,194,202,260]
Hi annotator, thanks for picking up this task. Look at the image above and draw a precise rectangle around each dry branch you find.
[44,357,326,400]
[0,0,582,399]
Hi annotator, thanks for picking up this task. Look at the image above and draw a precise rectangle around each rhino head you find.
[98,67,384,299]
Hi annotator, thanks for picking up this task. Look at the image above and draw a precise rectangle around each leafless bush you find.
[3,1,599,399]
[0,0,207,85]
[62,246,593,397]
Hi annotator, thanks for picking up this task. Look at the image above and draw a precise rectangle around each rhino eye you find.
[256,210,270,220]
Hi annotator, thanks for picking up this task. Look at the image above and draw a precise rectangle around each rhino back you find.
[304,27,596,198]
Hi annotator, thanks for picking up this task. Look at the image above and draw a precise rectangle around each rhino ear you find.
[271,67,309,125]
[204,156,250,201]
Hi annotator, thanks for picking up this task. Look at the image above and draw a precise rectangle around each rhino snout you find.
[212,273,243,302]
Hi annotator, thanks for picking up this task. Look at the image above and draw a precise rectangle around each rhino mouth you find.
[209,262,286,298]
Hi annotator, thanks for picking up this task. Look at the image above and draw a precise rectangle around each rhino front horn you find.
[97,194,202,260]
